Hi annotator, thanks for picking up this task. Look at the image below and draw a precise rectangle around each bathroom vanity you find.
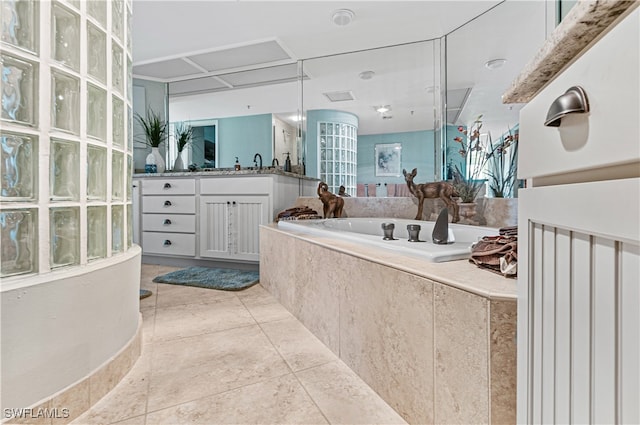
[133,169,317,265]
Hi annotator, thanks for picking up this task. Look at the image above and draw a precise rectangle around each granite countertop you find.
[134,167,319,181]
[503,0,638,103]
[265,223,517,301]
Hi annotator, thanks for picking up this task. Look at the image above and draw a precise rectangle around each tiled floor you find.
[72,264,406,425]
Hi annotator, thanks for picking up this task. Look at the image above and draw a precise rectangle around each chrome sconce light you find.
[544,86,589,127]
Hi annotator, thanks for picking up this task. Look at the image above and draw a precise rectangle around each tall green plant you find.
[174,122,193,152]
[135,108,167,148]
[486,129,519,198]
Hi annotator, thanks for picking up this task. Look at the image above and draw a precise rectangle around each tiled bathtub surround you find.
[260,224,517,424]
[294,196,517,228]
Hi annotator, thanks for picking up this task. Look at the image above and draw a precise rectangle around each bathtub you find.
[277,217,499,262]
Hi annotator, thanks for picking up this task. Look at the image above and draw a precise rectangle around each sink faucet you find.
[272,158,279,167]
[253,153,262,170]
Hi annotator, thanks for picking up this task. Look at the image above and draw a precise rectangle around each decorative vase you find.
[174,151,184,171]
[458,202,478,224]
[151,147,165,173]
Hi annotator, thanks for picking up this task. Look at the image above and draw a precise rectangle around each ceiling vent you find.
[323,91,355,102]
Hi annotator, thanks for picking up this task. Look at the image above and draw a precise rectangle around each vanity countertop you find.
[503,0,637,103]
[134,167,320,181]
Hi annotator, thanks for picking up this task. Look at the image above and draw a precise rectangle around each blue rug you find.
[152,266,260,291]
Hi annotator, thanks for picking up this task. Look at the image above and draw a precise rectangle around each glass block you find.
[87,206,106,260]
[126,154,132,201]
[112,204,123,253]
[87,22,106,83]
[50,138,79,201]
[1,0,38,53]
[51,2,80,71]
[87,0,106,27]
[87,144,106,200]
[126,203,132,249]
[0,208,37,277]
[87,83,106,141]
[127,106,132,151]
[1,131,36,201]
[112,0,124,43]
[112,42,123,94]
[1,54,36,125]
[112,96,124,147]
[112,151,124,201]
[126,56,132,101]
[50,207,79,268]
[126,5,132,54]
[51,70,79,134]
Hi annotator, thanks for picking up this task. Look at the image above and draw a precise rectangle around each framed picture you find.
[375,143,402,176]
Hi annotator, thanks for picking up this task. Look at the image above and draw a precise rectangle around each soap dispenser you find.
[234,157,241,171]
[284,152,292,172]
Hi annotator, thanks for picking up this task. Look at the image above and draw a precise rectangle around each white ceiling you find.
[132,1,548,136]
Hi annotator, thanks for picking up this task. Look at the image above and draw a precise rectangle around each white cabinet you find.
[140,178,196,257]
[517,8,640,424]
[134,172,317,264]
[200,195,269,262]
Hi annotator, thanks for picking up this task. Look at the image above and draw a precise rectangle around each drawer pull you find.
[164,200,172,207]
[163,240,172,246]
[163,219,172,225]
[544,86,589,127]
[163,183,172,189]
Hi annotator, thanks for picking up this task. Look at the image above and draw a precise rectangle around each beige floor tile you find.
[152,296,254,342]
[146,374,328,425]
[245,300,295,323]
[296,361,407,425]
[147,325,291,412]
[140,307,156,345]
[71,353,151,425]
[235,284,277,307]
[261,317,338,371]
[111,414,146,425]
[155,283,237,309]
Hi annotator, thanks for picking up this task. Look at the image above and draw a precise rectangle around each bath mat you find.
[152,266,259,291]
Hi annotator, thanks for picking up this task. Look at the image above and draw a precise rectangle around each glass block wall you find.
[319,122,358,195]
[1,0,133,279]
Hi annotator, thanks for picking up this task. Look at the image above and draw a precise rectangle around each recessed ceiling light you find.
[485,58,507,70]
[359,70,375,80]
[375,105,391,113]
[331,9,355,26]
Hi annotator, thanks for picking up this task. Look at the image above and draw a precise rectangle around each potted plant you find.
[486,129,519,198]
[450,116,492,221]
[173,122,193,171]
[135,108,167,173]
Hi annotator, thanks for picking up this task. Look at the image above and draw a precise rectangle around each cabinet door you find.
[231,196,270,261]
[199,196,231,258]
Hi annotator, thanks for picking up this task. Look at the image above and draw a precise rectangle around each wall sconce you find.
[544,86,589,127]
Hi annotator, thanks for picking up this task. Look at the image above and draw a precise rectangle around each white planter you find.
[151,147,165,173]
[174,151,185,171]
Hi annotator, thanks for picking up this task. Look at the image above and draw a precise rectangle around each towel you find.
[367,183,376,197]
[356,184,366,197]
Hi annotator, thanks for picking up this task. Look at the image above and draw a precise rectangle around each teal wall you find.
[358,130,435,184]
[305,109,359,177]
[191,127,205,167]
[217,114,272,168]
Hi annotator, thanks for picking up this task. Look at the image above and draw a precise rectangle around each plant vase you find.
[174,150,185,172]
[458,201,478,225]
[151,147,165,173]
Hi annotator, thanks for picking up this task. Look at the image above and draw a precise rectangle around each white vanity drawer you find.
[519,8,639,179]
[142,232,196,256]
[200,176,271,195]
[142,213,195,233]
[142,178,195,195]
[142,195,196,214]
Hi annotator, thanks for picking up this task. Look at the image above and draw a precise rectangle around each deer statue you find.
[403,168,460,222]
[317,182,345,218]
